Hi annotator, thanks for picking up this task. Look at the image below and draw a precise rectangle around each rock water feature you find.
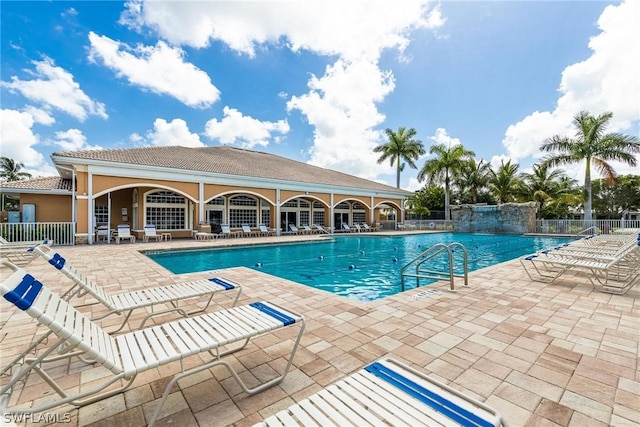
[451,202,537,233]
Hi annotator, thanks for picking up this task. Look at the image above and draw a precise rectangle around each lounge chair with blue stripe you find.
[32,244,242,332]
[0,262,305,427]
[0,239,52,267]
[256,358,507,427]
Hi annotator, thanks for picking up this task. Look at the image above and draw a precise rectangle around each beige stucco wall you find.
[20,194,72,223]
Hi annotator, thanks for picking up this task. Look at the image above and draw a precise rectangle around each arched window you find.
[145,190,187,230]
[229,195,258,227]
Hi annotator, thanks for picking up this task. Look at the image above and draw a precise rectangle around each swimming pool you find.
[146,233,573,301]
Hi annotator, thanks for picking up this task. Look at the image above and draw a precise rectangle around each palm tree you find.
[519,163,567,219]
[418,143,475,220]
[455,158,491,204]
[489,159,520,204]
[541,110,640,223]
[374,127,425,188]
[0,157,32,182]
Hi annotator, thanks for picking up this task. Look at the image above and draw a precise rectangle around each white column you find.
[275,188,281,236]
[330,193,334,233]
[199,182,205,224]
[87,172,94,244]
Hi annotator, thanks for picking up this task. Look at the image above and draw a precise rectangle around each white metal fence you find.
[533,219,640,235]
[0,222,75,245]
[400,220,454,231]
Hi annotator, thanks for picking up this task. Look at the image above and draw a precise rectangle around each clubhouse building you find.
[0,146,410,244]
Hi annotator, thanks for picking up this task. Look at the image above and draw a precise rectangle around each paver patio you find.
[0,233,638,426]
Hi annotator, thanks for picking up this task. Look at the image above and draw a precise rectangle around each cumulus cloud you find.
[204,106,289,149]
[119,0,444,182]
[22,106,55,126]
[0,109,43,167]
[428,128,462,148]
[1,57,107,121]
[145,118,204,147]
[501,0,640,179]
[49,129,102,152]
[88,32,220,108]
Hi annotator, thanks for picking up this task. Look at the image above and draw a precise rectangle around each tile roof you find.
[0,176,73,191]
[53,146,410,194]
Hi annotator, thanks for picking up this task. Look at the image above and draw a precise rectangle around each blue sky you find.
[2,0,638,190]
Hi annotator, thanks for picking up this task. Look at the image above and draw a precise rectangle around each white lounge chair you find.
[289,224,302,235]
[313,224,329,234]
[241,224,255,237]
[259,224,274,236]
[32,245,242,332]
[143,224,162,242]
[115,224,135,244]
[520,234,640,294]
[0,262,305,427]
[257,358,507,427]
[0,239,52,266]
[220,223,238,238]
[342,223,356,233]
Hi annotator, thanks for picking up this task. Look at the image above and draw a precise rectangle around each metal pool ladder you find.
[400,242,468,292]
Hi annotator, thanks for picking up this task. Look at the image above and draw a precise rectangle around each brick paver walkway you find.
[1,233,638,426]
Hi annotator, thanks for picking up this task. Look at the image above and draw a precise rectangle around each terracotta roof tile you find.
[53,146,409,194]
[0,177,72,191]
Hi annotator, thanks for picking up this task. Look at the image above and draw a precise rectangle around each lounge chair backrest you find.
[0,236,8,244]
[342,223,350,230]
[1,266,123,374]
[117,225,131,237]
[32,245,113,307]
[259,224,269,232]
[303,224,312,232]
[289,224,298,232]
[242,224,252,233]
[221,224,231,233]
[144,225,157,236]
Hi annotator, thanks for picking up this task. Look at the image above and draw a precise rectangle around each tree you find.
[541,110,640,223]
[406,185,446,218]
[519,163,567,219]
[592,175,640,218]
[374,127,425,188]
[418,143,475,220]
[0,157,32,182]
[454,158,492,204]
[489,159,521,204]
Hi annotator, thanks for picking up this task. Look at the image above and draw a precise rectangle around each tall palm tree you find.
[418,143,475,220]
[0,157,32,182]
[489,159,520,204]
[519,163,567,219]
[541,110,640,223]
[455,158,491,204]
[374,127,425,188]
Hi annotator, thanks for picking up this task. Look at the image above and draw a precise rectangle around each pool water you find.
[147,233,573,301]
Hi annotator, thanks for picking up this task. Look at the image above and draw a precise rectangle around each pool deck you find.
[1,232,638,426]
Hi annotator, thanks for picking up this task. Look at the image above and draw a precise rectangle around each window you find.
[145,190,187,230]
[95,205,108,225]
[229,195,258,227]
[313,210,325,226]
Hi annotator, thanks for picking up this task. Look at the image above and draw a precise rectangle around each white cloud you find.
[1,57,107,121]
[428,128,462,148]
[88,32,220,108]
[49,128,102,152]
[404,176,423,192]
[146,118,204,147]
[22,106,55,126]
[120,1,443,61]
[0,109,43,167]
[204,106,289,149]
[120,0,444,183]
[501,0,640,180]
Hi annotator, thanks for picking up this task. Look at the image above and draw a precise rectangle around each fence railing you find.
[0,222,75,245]
[400,220,454,231]
[533,219,640,235]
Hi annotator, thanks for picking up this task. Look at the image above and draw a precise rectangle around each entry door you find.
[208,210,223,226]
[281,211,297,231]
[334,212,349,229]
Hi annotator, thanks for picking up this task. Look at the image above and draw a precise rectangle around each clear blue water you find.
[147,233,573,302]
